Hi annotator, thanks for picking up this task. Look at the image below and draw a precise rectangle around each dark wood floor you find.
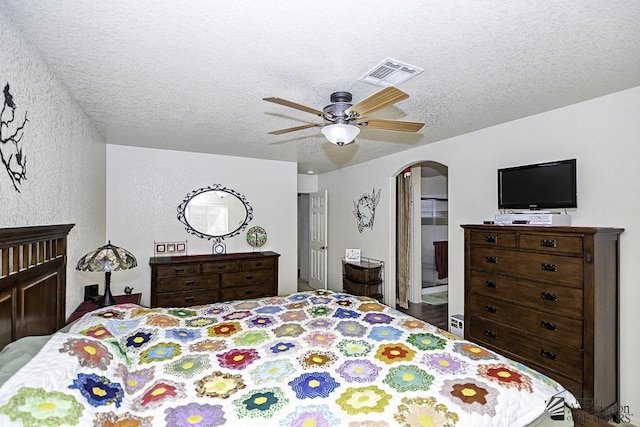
[396,302,448,330]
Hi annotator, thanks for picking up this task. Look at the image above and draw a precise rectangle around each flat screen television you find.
[498,159,577,210]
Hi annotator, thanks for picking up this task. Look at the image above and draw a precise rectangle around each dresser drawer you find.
[221,269,275,288]
[519,233,583,255]
[469,230,516,248]
[241,257,276,271]
[221,284,274,301]
[156,263,200,277]
[469,293,583,348]
[470,247,584,287]
[155,276,218,293]
[469,272,583,318]
[201,261,240,274]
[155,290,220,307]
[469,316,583,381]
[474,335,584,399]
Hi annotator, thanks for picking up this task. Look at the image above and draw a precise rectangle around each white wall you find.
[105,145,298,305]
[318,86,640,423]
[422,175,447,197]
[297,174,318,193]
[297,194,310,282]
[0,8,106,317]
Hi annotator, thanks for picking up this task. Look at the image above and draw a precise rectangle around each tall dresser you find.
[150,251,279,308]
[462,225,623,418]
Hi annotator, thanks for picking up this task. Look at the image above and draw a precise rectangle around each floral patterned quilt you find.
[0,290,576,426]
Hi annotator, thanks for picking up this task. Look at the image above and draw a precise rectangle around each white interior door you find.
[309,190,328,290]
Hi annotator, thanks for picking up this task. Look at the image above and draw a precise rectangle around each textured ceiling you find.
[2,1,640,174]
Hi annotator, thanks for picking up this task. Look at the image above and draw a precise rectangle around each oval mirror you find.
[177,184,253,241]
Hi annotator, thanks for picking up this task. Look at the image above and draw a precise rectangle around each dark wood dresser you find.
[462,224,623,418]
[150,252,279,308]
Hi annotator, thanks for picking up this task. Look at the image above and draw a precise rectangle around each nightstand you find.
[67,293,142,324]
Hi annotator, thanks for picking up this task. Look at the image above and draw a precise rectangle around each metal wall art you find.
[353,188,381,233]
[1,83,28,192]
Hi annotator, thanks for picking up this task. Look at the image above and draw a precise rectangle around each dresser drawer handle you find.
[485,281,497,289]
[485,305,497,314]
[245,275,254,280]
[541,263,557,272]
[541,349,557,360]
[245,289,254,295]
[185,297,194,303]
[485,256,497,264]
[540,239,557,248]
[484,330,497,339]
[541,321,557,331]
[541,292,558,302]
[254,262,263,267]
[185,280,195,286]
[485,235,498,243]
[175,268,184,273]
[217,265,225,270]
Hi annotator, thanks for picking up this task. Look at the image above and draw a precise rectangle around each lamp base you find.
[99,291,116,307]
[98,271,116,307]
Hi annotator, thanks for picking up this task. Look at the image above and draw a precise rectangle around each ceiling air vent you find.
[358,58,424,87]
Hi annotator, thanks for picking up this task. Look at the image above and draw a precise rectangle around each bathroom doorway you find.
[395,161,448,328]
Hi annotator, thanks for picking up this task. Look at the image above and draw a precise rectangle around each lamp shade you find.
[76,241,137,272]
[321,123,360,146]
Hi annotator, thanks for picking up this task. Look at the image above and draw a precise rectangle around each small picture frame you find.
[155,240,188,257]
[345,248,361,262]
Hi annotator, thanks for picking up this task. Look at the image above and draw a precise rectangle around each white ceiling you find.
[3,1,640,174]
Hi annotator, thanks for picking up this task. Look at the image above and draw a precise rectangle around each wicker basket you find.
[343,277,382,298]
[344,261,382,283]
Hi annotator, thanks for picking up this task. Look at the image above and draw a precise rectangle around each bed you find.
[0,225,577,426]
[0,224,73,350]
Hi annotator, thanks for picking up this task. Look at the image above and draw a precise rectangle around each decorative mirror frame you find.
[177,184,253,243]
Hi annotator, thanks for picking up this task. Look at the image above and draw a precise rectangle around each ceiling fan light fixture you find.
[321,123,360,146]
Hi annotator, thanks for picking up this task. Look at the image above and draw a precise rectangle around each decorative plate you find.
[246,226,267,247]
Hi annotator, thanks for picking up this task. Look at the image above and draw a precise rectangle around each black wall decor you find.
[353,188,381,233]
[0,83,28,192]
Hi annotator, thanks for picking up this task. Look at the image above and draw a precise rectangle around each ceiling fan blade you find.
[355,117,425,132]
[267,123,321,135]
[263,97,325,117]
[345,86,409,117]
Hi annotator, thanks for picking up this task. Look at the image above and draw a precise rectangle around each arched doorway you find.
[395,161,448,329]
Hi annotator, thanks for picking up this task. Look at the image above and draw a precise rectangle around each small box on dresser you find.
[462,224,623,421]
[150,252,280,308]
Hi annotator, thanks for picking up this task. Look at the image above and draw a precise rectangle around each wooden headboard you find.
[0,224,74,350]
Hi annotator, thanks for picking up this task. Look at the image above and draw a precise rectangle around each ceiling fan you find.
[263,87,425,146]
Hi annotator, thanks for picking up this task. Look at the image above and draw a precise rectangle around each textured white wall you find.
[105,145,298,305]
[319,85,640,423]
[0,9,107,317]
